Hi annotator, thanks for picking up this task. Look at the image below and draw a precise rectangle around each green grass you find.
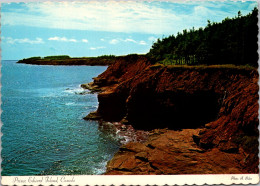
[157,62,257,70]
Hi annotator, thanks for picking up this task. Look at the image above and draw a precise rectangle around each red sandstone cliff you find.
[83,55,259,174]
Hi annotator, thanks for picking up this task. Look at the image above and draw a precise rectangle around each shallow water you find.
[1,60,120,175]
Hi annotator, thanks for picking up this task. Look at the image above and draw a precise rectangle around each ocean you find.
[1,60,120,176]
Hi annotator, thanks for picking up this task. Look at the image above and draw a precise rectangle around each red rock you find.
[105,129,246,174]
[84,56,258,174]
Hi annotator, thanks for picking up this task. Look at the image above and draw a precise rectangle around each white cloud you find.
[82,39,88,43]
[123,38,137,43]
[109,38,147,45]
[4,37,44,44]
[100,38,105,41]
[48,36,77,42]
[90,46,106,50]
[2,1,255,34]
[139,40,147,45]
[69,39,77,42]
[0,2,210,35]
[48,37,59,41]
[109,39,119,45]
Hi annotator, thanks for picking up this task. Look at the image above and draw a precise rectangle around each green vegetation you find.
[26,56,42,60]
[96,55,116,59]
[17,55,118,66]
[147,8,258,67]
[43,55,70,60]
[166,64,256,70]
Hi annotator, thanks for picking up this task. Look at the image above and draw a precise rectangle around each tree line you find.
[147,7,258,67]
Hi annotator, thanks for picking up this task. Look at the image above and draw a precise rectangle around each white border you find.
[0,0,259,185]
[1,174,260,185]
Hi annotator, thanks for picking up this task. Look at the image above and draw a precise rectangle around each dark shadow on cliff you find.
[126,90,223,130]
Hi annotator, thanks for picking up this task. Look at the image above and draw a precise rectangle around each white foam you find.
[65,102,75,106]
[93,159,108,175]
[63,87,89,95]
[65,102,86,106]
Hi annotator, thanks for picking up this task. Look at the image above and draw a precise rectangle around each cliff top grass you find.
[161,64,257,70]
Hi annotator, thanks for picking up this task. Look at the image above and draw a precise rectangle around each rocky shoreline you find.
[82,54,259,174]
[105,128,249,174]
[98,121,150,144]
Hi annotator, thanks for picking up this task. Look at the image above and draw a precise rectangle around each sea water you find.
[1,60,120,176]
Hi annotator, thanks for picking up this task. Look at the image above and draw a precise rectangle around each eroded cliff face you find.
[84,55,152,121]
[83,55,259,174]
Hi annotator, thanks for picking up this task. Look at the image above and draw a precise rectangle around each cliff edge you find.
[83,55,259,174]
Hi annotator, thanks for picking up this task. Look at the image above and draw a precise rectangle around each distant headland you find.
[17,55,123,66]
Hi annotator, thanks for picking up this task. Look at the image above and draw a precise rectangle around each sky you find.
[1,0,258,60]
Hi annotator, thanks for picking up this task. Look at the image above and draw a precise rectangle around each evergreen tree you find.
[147,8,258,67]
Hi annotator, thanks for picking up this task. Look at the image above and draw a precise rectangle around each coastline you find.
[16,55,144,66]
[17,57,115,66]
[82,55,259,174]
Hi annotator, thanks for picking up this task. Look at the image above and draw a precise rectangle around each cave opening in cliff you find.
[127,90,223,130]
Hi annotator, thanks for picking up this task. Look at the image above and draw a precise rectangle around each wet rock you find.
[81,82,101,93]
[105,129,247,175]
[83,111,102,120]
